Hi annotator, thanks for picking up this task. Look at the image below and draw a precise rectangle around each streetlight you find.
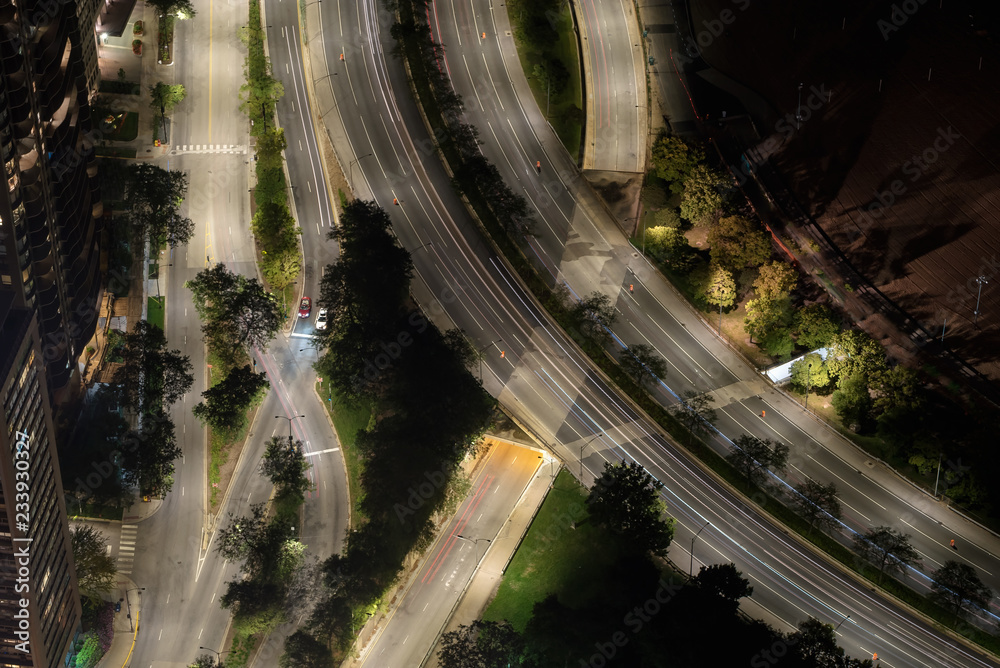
[689,522,710,576]
[155,263,173,298]
[834,613,851,631]
[580,433,601,478]
[477,339,502,382]
[411,240,434,253]
[275,414,305,445]
[973,275,988,327]
[199,646,230,664]
[124,586,145,632]
[456,534,492,562]
[804,362,812,411]
[349,152,373,181]
[795,82,803,129]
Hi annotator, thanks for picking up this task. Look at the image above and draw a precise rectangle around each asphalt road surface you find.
[300,0,1000,664]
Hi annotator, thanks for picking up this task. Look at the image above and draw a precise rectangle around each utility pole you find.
[689,521,710,576]
[973,276,988,327]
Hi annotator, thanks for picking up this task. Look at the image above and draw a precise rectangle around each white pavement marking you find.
[304,448,340,457]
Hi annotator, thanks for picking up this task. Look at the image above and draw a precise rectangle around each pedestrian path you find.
[116,524,137,575]
[170,144,247,155]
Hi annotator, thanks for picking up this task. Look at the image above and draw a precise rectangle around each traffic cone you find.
[340,53,345,61]
[393,197,398,205]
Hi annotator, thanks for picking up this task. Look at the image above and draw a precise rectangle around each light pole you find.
[456,534,492,562]
[124,586,145,632]
[973,275,988,327]
[804,362,812,410]
[834,613,851,631]
[199,646,230,664]
[477,339,502,382]
[275,414,305,445]
[718,300,723,334]
[795,82,803,129]
[155,263,172,299]
[580,433,601,478]
[349,152,373,181]
[689,522,710,576]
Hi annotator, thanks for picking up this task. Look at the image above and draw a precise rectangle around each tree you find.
[931,561,992,621]
[759,327,794,358]
[260,436,312,501]
[618,343,667,389]
[671,390,717,445]
[708,215,772,271]
[70,526,116,603]
[570,292,617,345]
[531,58,568,97]
[744,296,792,343]
[112,320,193,414]
[438,620,537,668]
[825,330,888,387]
[586,461,674,557]
[192,365,270,437]
[790,353,830,392]
[189,657,223,668]
[679,164,726,225]
[697,262,737,309]
[148,0,195,17]
[186,264,284,360]
[645,226,695,271]
[650,134,704,193]
[793,479,842,533]
[786,617,874,667]
[792,304,840,349]
[871,365,923,417]
[280,630,334,668]
[653,208,682,228]
[220,578,286,635]
[255,129,288,173]
[122,163,194,246]
[149,82,186,115]
[852,526,921,584]
[753,261,798,301]
[831,372,873,432]
[119,410,182,497]
[692,563,753,612]
[726,434,789,488]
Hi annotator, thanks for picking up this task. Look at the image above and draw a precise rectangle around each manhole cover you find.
[865,460,875,469]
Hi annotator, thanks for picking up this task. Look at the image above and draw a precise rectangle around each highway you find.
[293,0,1000,664]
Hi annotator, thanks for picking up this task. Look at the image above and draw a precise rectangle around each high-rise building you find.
[0,292,81,668]
[0,0,105,396]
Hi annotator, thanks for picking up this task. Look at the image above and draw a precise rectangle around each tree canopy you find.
[119,409,183,497]
[148,0,195,17]
[586,461,674,557]
[792,303,840,349]
[280,630,334,668]
[825,330,887,387]
[261,436,313,501]
[438,620,538,668]
[111,320,193,415]
[70,526,116,603]
[753,261,798,301]
[790,353,830,392]
[708,215,772,271]
[671,390,717,445]
[679,165,726,225]
[792,479,842,533]
[726,434,789,488]
[121,163,194,247]
[618,343,668,389]
[697,262,737,309]
[192,364,270,437]
[650,134,704,193]
[931,561,992,620]
[852,526,921,584]
[570,292,617,345]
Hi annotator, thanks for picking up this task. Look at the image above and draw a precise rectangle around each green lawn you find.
[95,146,137,159]
[320,385,372,521]
[147,296,165,332]
[511,3,584,161]
[94,108,139,142]
[483,470,620,630]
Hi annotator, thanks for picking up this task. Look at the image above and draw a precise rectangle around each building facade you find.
[0,0,104,396]
[0,294,81,668]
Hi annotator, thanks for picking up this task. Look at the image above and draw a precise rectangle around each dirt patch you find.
[689,0,1000,382]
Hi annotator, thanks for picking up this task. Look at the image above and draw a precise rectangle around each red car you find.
[298,297,311,318]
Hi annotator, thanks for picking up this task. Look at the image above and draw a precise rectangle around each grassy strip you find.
[393,6,1000,653]
[94,146,137,159]
[318,383,372,521]
[146,296,165,332]
[483,470,616,630]
[507,0,583,160]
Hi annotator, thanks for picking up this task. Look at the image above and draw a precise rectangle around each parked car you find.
[315,308,328,330]
[298,297,311,318]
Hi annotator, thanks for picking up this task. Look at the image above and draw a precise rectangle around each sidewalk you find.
[97,575,143,668]
[420,456,554,668]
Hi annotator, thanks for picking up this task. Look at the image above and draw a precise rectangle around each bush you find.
[654,208,682,229]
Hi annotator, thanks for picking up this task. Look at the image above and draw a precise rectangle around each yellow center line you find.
[208,0,213,142]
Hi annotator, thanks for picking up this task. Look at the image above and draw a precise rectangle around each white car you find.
[315,308,328,330]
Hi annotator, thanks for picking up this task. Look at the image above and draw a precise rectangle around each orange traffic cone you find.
[393,197,398,205]
[761,410,766,418]
[339,53,345,61]
[482,31,486,39]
